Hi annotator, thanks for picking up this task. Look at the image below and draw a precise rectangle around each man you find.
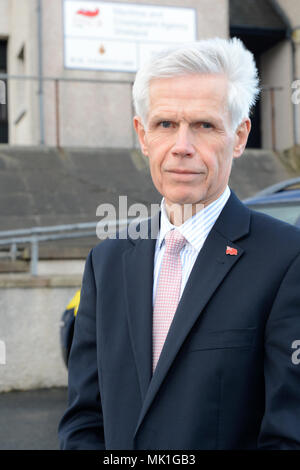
[59,38,300,449]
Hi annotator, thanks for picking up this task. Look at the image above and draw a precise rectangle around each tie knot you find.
[164,229,186,254]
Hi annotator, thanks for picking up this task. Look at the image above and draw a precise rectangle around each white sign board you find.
[63,1,197,72]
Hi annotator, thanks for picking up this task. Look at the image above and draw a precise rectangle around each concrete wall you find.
[260,40,294,151]
[6,0,40,145]
[0,283,78,392]
[276,0,300,148]
[0,253,84,392]
[273,1,300,78]
[276,0,300,28]
[0,0,10,38]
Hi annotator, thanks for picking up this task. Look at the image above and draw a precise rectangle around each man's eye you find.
[160,121,172,128]
[201,122,212,129]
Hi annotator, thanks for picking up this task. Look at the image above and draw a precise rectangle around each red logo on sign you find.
[226,246,238,256]
[76,8,100,18]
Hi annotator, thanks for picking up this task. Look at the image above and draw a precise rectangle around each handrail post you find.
[30,237,39,276]
[55,79,60,149]
[270,87,276,151]
[10,242,17,261]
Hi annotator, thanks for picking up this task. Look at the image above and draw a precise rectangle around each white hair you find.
[132,37,260,131]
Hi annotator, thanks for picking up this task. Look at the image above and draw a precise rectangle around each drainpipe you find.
[291,37,300,145]
[37,0,45,145]
[270,0,300,146]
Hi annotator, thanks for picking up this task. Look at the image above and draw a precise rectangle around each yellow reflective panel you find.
[66,289,81,316]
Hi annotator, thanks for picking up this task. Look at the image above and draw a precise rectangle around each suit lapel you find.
[122,212,160,400]
[134,191,251,437]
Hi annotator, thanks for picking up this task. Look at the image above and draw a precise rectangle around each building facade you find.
[0,0,299,152]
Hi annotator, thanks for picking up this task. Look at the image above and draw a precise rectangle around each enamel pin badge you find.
[226,246,238,256]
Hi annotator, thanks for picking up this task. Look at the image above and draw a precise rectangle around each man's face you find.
[134,74,250,209]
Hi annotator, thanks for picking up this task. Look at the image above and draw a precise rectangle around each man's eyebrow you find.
[148,113,224,126]
[191,117,224,127]
[189,112,224,123]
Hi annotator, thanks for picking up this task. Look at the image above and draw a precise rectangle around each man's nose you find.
[172,125,195,157]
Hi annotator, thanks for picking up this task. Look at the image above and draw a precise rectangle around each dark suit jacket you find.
[58,191,300,449]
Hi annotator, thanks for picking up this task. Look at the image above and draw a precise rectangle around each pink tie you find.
[152,229,186,373]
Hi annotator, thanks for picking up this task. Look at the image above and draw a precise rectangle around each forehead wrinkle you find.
[149,95,228,117]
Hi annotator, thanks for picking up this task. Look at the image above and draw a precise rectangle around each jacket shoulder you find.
[248,207,300,252]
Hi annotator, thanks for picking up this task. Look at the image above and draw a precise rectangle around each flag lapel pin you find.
[226,245,238,256]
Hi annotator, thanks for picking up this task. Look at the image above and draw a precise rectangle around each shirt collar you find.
[158,186,231,252]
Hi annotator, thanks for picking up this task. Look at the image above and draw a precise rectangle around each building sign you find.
[63,1,197,72]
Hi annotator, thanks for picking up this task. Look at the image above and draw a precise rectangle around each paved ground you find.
[0,387,68,450]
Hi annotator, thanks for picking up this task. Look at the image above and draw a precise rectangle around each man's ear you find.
[233,118,251,159]
[133,116,149,156]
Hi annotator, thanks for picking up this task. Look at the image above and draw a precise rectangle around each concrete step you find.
[229,148,295,200]
[0,260,29,273]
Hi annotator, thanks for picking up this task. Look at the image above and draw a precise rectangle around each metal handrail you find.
[0,218,131,276]
[0,221,97,238]
[0,73,136,147]
[0,73,134,84]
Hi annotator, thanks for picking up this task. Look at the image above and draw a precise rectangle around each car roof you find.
[243,177,300,205]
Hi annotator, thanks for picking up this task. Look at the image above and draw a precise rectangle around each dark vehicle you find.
[243,177,300,228]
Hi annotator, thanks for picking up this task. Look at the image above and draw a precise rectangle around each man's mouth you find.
[165,169,206,179]
[166,169,203,174]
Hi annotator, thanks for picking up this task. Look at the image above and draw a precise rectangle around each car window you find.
[279,183,300,191]
[248,204,300,226]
